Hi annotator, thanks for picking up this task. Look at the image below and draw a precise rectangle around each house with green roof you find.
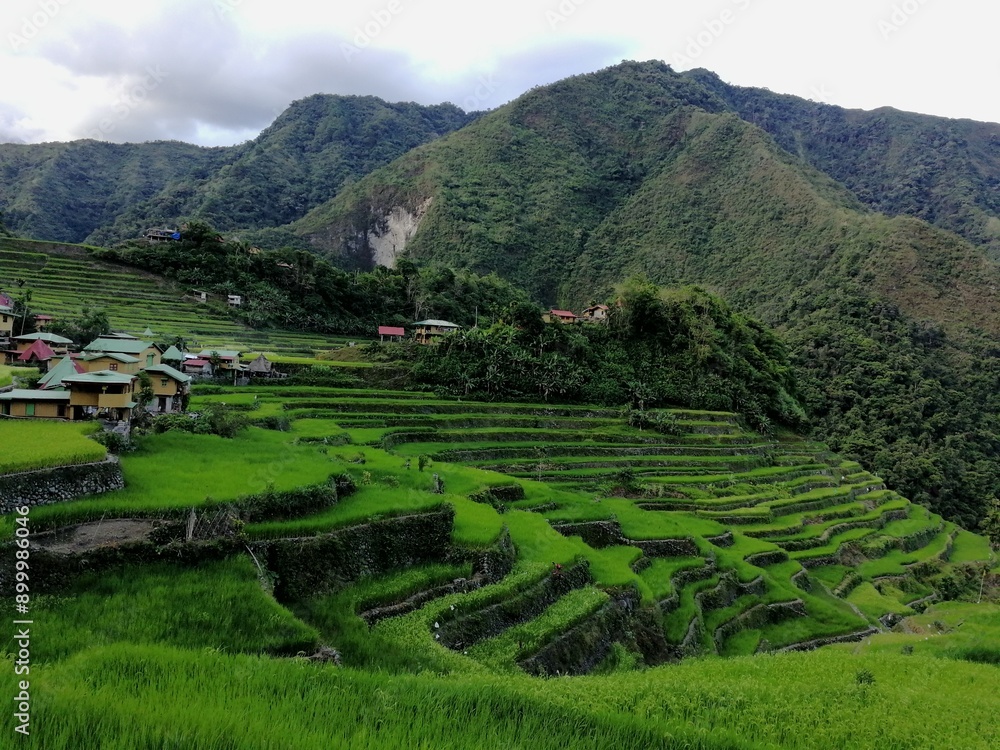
[77,351,141,374]
[5,331,73,363]
[160,345,184,364]
[0,389,71,419]
[144,363,192,413]
[38,355,84,390]
[62,370,138,422]
[83,337,161,370]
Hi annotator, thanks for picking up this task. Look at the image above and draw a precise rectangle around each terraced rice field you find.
[0,240,366,356]
[5,383,999,748]
[165,386,996,671]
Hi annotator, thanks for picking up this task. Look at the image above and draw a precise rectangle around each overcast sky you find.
[2,0,996,146]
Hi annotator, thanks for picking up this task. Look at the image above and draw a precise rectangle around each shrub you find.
[91,430,133,455]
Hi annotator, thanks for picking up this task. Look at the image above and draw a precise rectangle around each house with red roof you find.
[14,338,56,370]
[181,358,213,376]
[544,309,579,325]
[378,325,405,342]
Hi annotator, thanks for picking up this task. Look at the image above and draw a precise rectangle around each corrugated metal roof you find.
[414,320,460,328]
[0,389,70,401]
[83,338,154,355]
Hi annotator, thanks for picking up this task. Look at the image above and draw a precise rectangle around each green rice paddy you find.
[1,382,996,748]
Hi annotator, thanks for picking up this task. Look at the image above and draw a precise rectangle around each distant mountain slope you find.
[0,95,475,246]
[289,60,1000,528]
[0,140,226,244]
[684,68,1000,261]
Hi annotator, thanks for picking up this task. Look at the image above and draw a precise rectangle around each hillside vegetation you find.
[287,61,1000,531]
[1,381,995,748]
[0,95,474,246]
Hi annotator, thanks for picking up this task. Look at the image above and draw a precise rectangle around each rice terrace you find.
[2,345,998,747]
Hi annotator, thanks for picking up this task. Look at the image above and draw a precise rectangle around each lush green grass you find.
[0,419,104,473]
[838,602,1000,666]
[949,530,995,564]
[846,582,915,620]
[1,557,318,663]
[0,427,337,534]
[0,364,38,388]
[7,382,998,749]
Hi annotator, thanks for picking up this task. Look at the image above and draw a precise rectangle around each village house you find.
[581,304,610,323]
[378,325,405,343]
[76,352,141,374]
[4,332,73,365]
[544,309,579,325]
[196,349,243,372]
[2,368,140,421]
[0,389,70,419]
[8,338,57,371]
[83,337,161,370]
[33,314,53,331]
[143,363,192,413]
[413,320,460,345]
[37,355,84,390]
[160,345,185,366]
[60,370,138,422]
[0,297,13,345]
[181,358,213,377]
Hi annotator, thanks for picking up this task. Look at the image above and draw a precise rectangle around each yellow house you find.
[144,363,192,412]
[196,349,242,372]
[61,370,138,421]
[5,332,73,364]
[77,352,141,374]
[0,302,14,340]
[413,320,460,345]
[82,337,161,370]
[0,389,70,419]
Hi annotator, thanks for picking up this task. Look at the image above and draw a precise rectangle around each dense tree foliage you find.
[0,96,474,246]
[47,307,112,348]
[91,222,528,335]
[413,281,804,431]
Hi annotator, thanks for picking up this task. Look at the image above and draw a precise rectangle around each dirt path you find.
[32,519,158,555]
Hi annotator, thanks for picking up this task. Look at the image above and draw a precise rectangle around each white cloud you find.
[0,0,997,145]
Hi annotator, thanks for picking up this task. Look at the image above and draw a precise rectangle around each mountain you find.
[287,60,1000,528]
[685,68,1000,260]
[0,95,476,246]
[0,139,226,244]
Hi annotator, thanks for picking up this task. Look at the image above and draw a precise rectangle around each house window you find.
[147,353,154,366]
[109,363,118,371]
[161,379,169,387]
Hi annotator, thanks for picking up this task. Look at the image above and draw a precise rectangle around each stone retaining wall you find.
[0,457,124,514]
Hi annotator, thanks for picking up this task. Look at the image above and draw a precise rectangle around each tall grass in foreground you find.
[6,644,1000,749]
[0,419,104,473]
[1,557,318,663]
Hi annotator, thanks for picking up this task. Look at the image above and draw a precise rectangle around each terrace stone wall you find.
[0,457,124,514]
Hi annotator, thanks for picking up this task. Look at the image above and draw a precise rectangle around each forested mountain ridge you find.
[0,95,475,246]
[684,68,1000,260]
[285,61,1000,530]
